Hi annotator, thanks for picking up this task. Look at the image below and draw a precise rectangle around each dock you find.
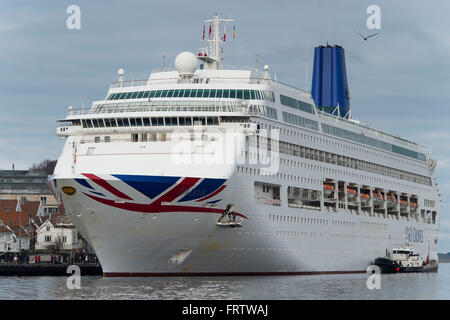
[0,263,102,276]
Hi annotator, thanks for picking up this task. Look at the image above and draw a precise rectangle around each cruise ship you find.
[51,15,440,276]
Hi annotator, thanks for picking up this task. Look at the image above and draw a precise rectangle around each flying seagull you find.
[356,31,379,41]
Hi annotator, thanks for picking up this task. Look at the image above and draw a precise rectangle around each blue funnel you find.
[311,45,350,118]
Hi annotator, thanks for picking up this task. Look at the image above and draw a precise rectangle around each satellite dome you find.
[175,52,198,76]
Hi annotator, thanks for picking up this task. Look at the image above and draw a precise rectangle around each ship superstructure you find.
[51,14,440,275]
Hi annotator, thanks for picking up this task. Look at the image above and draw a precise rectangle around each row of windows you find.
[256,122,428,174]
[322,123,427,162]
[279,94,314,114]
[282,111,319,131]
[424,199,436,208]
[107,89,276,102]
[82,116,219,128]
[251,135,431,186]
[248,105,278,120]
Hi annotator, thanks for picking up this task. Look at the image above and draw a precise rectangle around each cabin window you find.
[230,89,236,98]
[117,118,129,127]
[250,90,256,99]
[203,89,210,97]
[143,118,150,126]
[104,136,111,143]
[183,89,191,97]
[236,90,243,99]
[210,89,216,98]
[244,90,250,99]
[190,89,197,97]
[207,117,219,125]
[123,92,132,99]
[196,89,203,97]
[131,133,139,142]
[165,117,178,126]
[167,90,174,97]
[173,89,180,97]
[129,118,137,126]
[143,91,150,98]
[140,133,147,142]
[149,91,156,98]
[149,133,157,141]
[136,91,144,98]
[223,89,229,98]
[216,89,223,98]
[193,117,206,126]
[154,90,162,98]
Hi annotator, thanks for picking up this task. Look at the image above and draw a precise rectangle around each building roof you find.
[0,211,31,228]
[0,225,13,234]
[21,201,41,216]
[0,199,19,212]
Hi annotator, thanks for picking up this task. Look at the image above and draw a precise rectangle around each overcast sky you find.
[1,0,450,251]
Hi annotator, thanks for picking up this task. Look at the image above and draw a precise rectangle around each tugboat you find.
[374,245,426,273]
[392,246,424,272]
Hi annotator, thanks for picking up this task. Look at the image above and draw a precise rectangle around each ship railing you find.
[110,79,149,88]
[108,72,309,96]
[317,110,427,153]
[67,100,254,116]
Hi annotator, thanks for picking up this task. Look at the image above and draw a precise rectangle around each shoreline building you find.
[0,169,60,216]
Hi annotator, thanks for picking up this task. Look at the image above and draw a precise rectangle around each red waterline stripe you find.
[196,185,227,202]
[103,270,367,277]
[82,173,133,201]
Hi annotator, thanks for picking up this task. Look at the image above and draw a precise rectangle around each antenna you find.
[305,42,309,92]
[200,13,234,69]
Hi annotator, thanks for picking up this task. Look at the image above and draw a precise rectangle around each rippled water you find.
[1,263,450,300]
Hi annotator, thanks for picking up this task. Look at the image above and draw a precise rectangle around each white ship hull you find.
[52,15,440,276]
[51,154,439,276]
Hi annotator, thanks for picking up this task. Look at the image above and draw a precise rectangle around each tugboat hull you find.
[374,258,400,274]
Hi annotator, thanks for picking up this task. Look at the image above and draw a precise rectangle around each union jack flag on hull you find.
[73,173,247,219]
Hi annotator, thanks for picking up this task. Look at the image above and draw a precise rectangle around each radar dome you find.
[175,51,198,76]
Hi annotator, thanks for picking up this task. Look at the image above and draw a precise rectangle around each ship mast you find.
[199,13,234,70]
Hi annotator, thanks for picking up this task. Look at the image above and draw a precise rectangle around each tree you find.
[30,159,57,175]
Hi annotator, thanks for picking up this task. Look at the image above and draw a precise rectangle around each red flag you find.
[209,24,212,38]
[223,33,226,42]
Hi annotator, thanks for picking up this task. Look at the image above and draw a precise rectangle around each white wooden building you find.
[35,220,82,251]
[0,225,30,253]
